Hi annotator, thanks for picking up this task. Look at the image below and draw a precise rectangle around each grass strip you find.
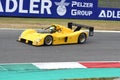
[0,17,120,31]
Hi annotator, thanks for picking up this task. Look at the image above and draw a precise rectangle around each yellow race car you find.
[18,22,94,46]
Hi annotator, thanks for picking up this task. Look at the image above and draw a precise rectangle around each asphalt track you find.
[0,30,120,63]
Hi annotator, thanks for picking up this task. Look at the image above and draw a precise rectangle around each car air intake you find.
[21,38,26,43]
[28,41,33,45]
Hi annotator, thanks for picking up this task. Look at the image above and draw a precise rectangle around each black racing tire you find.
[78,33,87,44]
[44,35,53,46]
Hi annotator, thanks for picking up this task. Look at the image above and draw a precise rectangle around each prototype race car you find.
[18,22,94,46]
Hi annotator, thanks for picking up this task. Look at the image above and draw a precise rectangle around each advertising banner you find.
[0,0,120,20]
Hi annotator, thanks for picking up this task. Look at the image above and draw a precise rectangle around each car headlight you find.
[19,34,22,38]
[34,38,41,45]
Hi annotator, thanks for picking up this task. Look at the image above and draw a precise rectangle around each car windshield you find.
[45,26,55,31]
[38,26,56,33]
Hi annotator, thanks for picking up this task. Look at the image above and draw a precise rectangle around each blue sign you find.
[98,8,120,20]
[0,0,120,20]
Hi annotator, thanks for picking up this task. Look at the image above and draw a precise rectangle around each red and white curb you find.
[33,62,87,69]
[32,61,120,69]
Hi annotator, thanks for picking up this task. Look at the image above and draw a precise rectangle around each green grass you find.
[98,0,120,8]
[66,77,118,80]
[0,17,120,30]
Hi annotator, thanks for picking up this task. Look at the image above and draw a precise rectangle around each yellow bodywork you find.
[18,24,89,46]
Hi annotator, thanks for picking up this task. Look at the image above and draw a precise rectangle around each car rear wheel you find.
[78,33,87,44]
[44,35,53,46]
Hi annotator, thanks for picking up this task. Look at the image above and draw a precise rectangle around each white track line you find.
[95,30,120,33]
[0,28,120,33]
[0,28,25,30]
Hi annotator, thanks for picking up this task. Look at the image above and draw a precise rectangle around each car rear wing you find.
[68,22,94,36]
